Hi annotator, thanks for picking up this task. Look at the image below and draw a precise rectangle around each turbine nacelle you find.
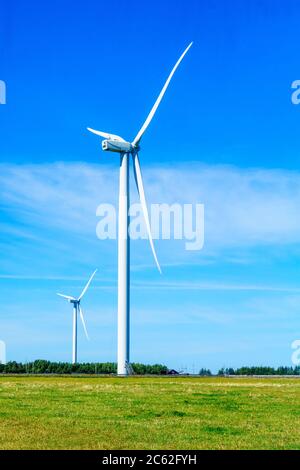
[102,139,133,154]
[87,128,136,154]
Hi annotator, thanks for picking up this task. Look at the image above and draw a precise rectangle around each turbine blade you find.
[87,127,126,142]
[79,306,89,340]
[132,42,193,147]
[133,153,161,273]
[57,293,75,300]
[78,269,97,300]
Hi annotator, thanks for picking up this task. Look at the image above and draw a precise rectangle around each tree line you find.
[1,361,299,375]
[0,360,168,375]
[218,366,300,376]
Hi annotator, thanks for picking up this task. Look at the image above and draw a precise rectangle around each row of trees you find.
[218,366,300,376]
[1,361,299,376]
[0,360,168,375]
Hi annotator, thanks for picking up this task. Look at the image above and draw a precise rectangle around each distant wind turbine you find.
[88,42,193,375]
[57,270,97,364]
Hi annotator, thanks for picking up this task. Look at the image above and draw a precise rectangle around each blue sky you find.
[1,0,300,372]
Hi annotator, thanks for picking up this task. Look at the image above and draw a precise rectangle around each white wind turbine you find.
[57,270,97,364]
[88,43,192,375]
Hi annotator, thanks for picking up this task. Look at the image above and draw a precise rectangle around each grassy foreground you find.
[0,376,299,449]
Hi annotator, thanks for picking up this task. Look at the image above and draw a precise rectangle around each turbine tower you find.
[88,43,192,375]
[57,270,97,364]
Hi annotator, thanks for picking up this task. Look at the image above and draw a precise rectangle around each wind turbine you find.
[88,42,192,375]
[57,270,97,364]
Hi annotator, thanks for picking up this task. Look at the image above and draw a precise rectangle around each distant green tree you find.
[131,363,168,375]
[198,368,212,376]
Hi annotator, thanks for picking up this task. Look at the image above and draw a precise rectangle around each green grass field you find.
[0,376,299,449]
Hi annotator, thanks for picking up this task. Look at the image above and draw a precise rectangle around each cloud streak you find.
[1,161,300,271]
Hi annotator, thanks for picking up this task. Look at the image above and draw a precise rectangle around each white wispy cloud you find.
[1,161,300,271]
[130,280,300,292]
